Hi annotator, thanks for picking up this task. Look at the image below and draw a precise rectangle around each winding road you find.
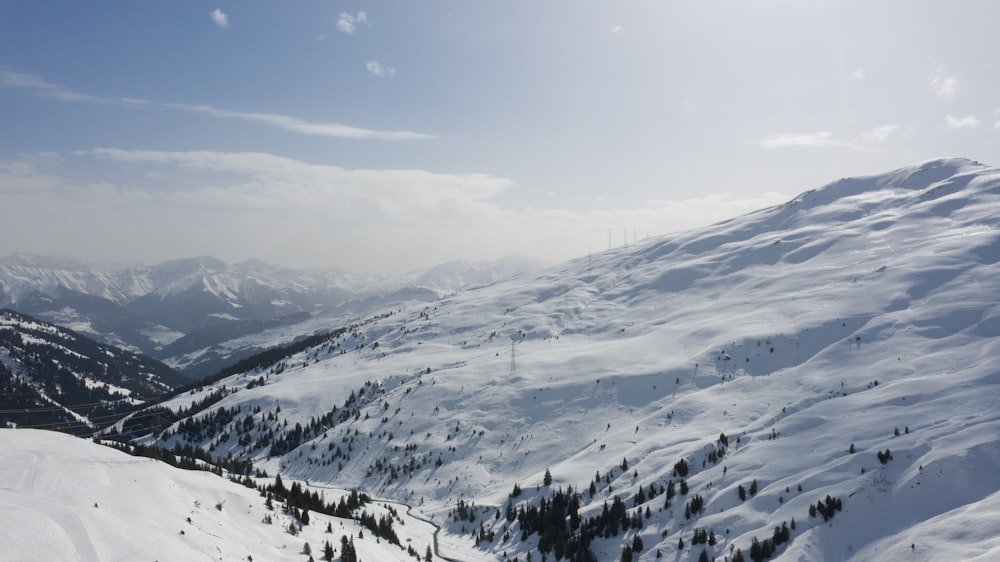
[295,479,472,562]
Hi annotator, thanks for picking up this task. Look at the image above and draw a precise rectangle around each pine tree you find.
[340,535,357,562]
[749,537,762,562]
[544,468,553,486]
[323,540,335,561]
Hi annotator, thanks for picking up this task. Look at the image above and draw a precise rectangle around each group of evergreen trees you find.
[0,323,156,433]
[101,438,255,476]
[808,495,842,521]
[736,479,758,502]
[489,463,698,562]
[262,475,401,547]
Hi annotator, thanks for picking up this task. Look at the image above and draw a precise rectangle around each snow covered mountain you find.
[0,309,186,433]
[106,157,1000,561]
[403,255,546,295]
[0,254,541,379]
[0,429,446,562]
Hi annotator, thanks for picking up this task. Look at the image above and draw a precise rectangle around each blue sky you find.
[2,1,998,273]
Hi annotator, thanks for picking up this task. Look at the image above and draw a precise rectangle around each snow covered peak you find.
[785,157,991,212]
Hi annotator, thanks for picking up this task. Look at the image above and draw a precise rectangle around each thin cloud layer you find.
[758,132,866,151]
[0,150,788,273]
[82,148,514,225]
[760,125,899,151]
[946,114,979,129]
[860,124,898,144]
[0,70,430,140]
[0,69,100,103]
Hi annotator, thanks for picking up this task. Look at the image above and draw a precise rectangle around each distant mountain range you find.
[0,254,543,379]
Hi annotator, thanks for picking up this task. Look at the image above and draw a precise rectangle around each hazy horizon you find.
[2,1,999,274]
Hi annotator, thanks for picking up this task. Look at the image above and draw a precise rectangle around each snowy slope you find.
[0,253,541,379]
[1,310,187,433]
[121,158,1000,561]
[0,429,446,562]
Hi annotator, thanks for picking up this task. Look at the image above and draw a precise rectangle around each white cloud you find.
[0,70,431,140]
[0,150,791,274]
[163,102,427,139]
[366,61,396,78]
[850,68,865,81]
[337,11,367,34]
[0,69,100,102]
[612,25,623,34]
[931,68,959,100]
[860,124,898,144]
[760,126,902,151]
[82,148,510,221]
[0,159,64,193]
[210,8,229,29]
[945,114,980,129]
[758,132,867,151]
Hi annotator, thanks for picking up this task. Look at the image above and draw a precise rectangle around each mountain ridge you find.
[0,309,186,433]
[110,158,1000,560]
